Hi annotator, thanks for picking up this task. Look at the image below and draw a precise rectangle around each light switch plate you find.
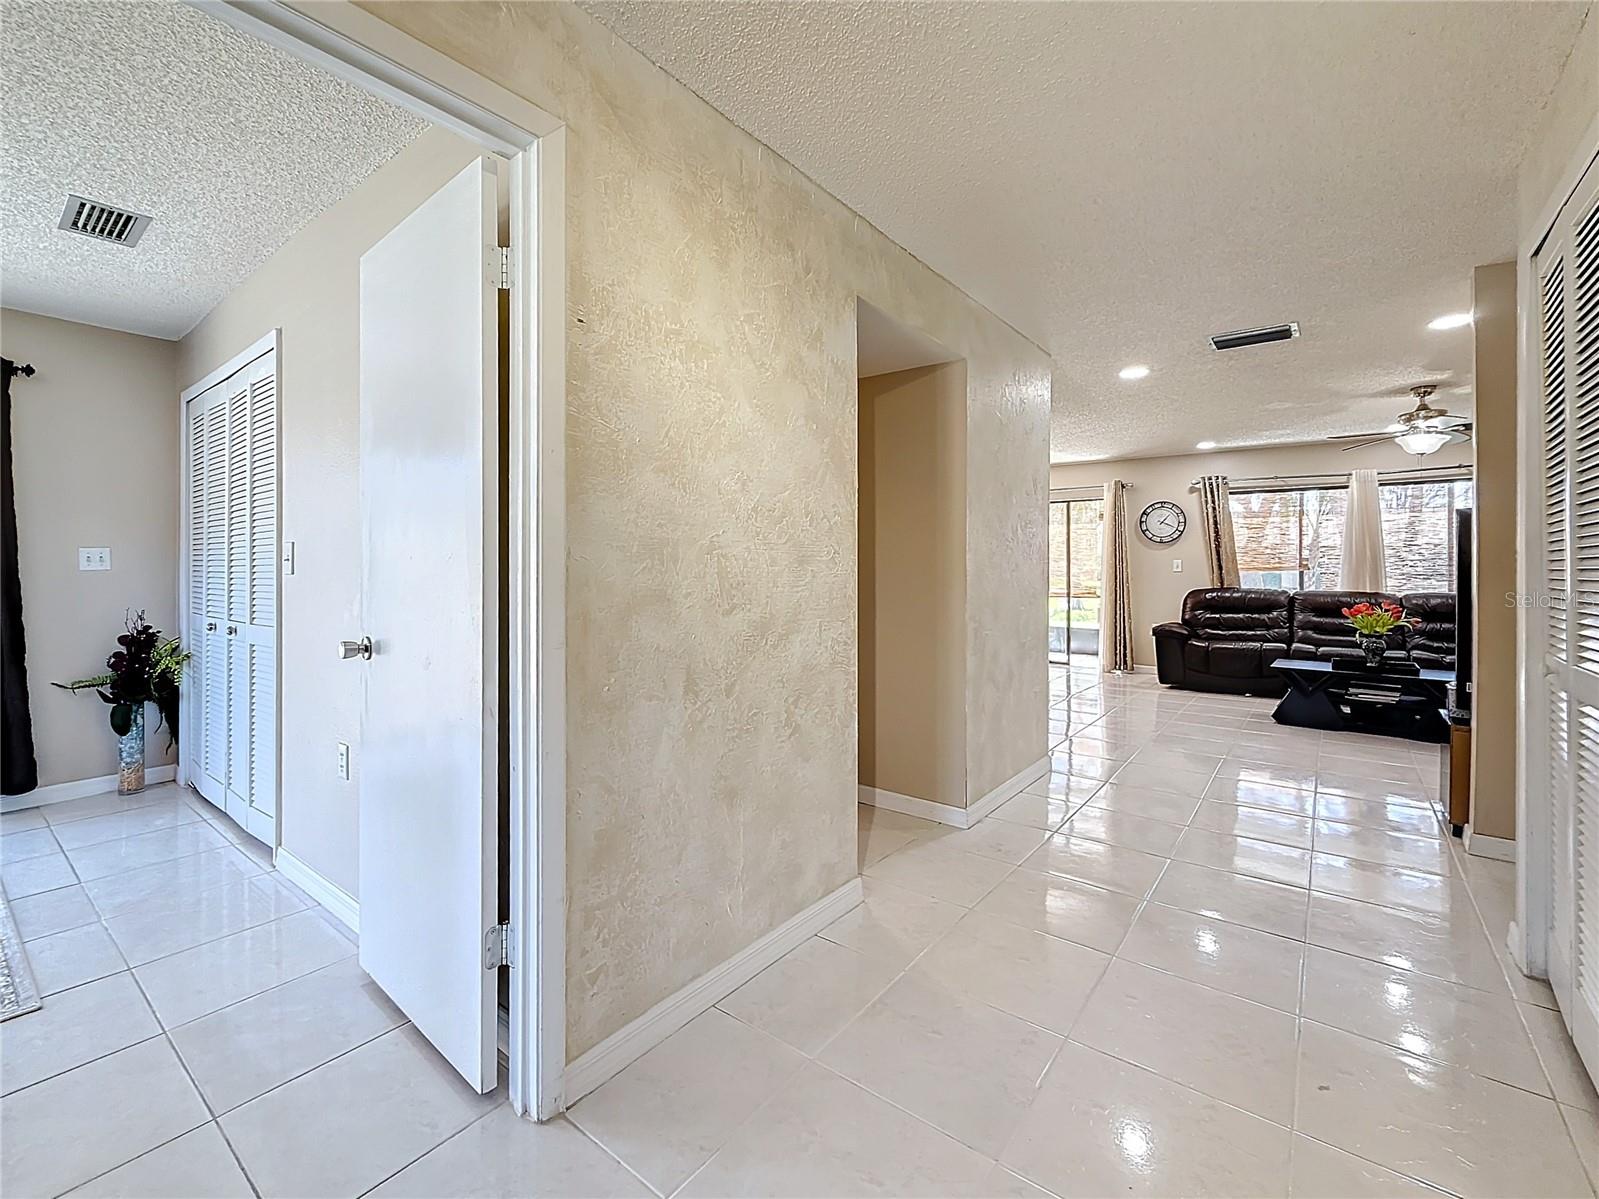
[336,741,350,781]
[78,547,111,571]
[282,540,296,576]
[1172,559,1183,573]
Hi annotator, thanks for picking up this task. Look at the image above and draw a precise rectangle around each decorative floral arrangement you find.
[1341,600,1421,636]
[54,611,191,748]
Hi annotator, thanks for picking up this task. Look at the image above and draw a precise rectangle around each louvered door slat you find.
[188,407,207,617]
[1572,187,1599,671]
[226,384,251,625]
[248,375,277,629]
[1543,254,1570,664]
[1577,705,1599,1020]
[203,402,228,622]
[1553,682,1575,1005]
[247,640,277,816]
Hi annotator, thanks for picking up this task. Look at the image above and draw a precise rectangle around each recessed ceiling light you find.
[1428,312,1473,331]
[1119,365,1150,380]
[1195,440,1217,450]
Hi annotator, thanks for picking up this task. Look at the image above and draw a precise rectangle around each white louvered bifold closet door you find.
[1541,153,1599,1074]
[183,345,278,844]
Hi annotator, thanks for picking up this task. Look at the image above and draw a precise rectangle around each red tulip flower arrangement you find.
[1342,600,1421,667]
[1341,600,1420,636]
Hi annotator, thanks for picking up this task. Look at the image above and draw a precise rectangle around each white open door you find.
[358,158,499,1093]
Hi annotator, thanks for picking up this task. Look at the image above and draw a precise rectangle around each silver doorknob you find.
[339,637,373,661]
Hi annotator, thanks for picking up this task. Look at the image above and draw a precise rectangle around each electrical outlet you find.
[78,547,111,571]
[1172,558,1183,573]
[336,741,350,781]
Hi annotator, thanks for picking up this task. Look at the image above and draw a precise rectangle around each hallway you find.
[565,664,1599,1197]
[4,667,1598,1196]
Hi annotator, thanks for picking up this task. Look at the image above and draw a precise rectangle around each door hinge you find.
[484,922,513,970]
[488,245,513,291]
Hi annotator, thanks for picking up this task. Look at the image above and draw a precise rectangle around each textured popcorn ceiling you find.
[0,1,428,339]
[582,0,1593,461]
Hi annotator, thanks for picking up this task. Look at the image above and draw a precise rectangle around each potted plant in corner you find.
[54,612,190,795]
[1341,600,1421,669]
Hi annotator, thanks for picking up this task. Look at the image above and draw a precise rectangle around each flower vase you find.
[1356,634,1387,669]
[118,703,146,795]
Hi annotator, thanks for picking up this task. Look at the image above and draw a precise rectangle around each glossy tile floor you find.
[565,665,1599,1198]
[0,782,554,1199]
[4,666,1598,1197]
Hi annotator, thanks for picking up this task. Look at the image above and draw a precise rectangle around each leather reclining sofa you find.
[1151,588,1457,696]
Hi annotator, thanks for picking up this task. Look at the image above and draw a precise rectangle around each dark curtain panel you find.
[1,358,38,794]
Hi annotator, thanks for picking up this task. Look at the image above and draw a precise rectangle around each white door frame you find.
[1513,113,1599,984]
[177,328,281,841]
[190,0,568,1120]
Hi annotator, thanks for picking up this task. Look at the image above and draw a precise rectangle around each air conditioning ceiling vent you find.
[57,194,152,247]
[1210,322,1300,352]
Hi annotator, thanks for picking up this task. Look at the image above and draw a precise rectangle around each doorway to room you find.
[855,299,968,820]
[1048,491,1103,665]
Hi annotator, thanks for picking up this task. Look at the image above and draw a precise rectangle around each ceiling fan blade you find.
[1339,437,1397,451]
[1326,431,1395,441]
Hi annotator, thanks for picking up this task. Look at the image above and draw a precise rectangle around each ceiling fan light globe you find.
[1395,430,1452,456]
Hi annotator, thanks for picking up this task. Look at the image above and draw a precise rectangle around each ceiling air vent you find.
[1210,322,1300,352]
[57,194,152,247]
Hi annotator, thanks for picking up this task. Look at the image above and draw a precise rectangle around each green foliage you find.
[52,612,193,748]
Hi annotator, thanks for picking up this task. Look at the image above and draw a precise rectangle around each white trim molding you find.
[274,847,360,935]
[858,755,1048,829]
[1464,827,1517,864]
[973,755,1050,820]
[1,765,178,813]
[562,878,864,1105]
[858,785,970,828]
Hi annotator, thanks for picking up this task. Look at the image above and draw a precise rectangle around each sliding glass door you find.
[1048,497,1103,664]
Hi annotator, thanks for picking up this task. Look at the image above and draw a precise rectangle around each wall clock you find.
[1139,500,1187,545]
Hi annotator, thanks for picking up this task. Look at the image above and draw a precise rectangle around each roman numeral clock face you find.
[1139,501,1186,544]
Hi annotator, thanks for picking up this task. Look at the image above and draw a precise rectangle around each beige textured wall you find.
[859,363,968,808]
[361,1,1051,1058]
[1,309,177,786]
[177,127,482,894]
[1470,263,1518,843]
[1051,439,1474,668]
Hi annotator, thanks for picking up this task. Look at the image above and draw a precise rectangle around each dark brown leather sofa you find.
[1153,588,1457,695]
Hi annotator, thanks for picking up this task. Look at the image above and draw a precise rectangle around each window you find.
[1229,488,1345,590]
[1228,478,1471,593]
[1048,497,1102,662]
[1380,480,1474,592]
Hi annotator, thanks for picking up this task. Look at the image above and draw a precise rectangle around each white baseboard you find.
[562,877,864,1106]
[1464,827,1517,862]
[858,784,971,828]
[274,847,360,935]
[2,765,177,813]
[968,755,1050,824]
[859,756,1048,830]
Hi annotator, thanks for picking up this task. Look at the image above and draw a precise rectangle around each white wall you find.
[1,309,178,787]
[1051,439,1473,667]
[177,126,481,895]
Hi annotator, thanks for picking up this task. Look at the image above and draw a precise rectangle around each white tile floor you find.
[3,665,1597,1197]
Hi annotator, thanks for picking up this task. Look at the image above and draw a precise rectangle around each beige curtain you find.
[1342,468,1386,591]
[1196,474,1240,587]
[1100,480,1136,672]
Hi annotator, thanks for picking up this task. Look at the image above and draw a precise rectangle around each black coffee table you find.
[1269,657,1453,743]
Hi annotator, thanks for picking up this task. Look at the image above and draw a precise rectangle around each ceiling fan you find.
[1326,385,1473,456]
